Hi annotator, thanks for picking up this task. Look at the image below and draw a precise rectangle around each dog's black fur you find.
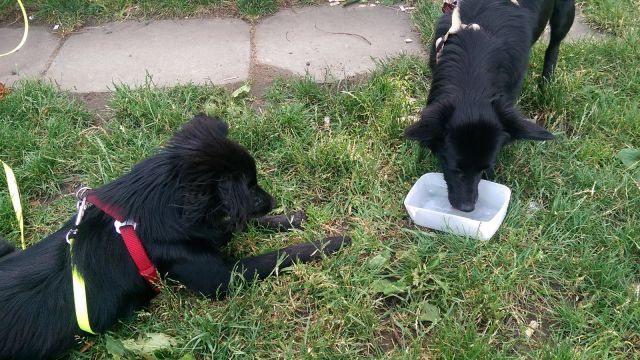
[0,115,349,360]
[405,0,574,211]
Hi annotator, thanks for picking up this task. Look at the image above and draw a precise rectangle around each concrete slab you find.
[256,5,425,80]
[566,10,606,41]
[542,9,606,42]
[0,26,60,85]
[47,19,250,92]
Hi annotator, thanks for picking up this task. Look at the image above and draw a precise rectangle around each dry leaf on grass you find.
[122,333,176,358]
[0,82,11,100]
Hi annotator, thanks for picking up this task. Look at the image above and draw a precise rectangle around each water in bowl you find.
[420,187,497,222]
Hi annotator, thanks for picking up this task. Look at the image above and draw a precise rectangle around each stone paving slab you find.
[0,27,60,85]
[256,5,425,81]
[1,4,607,93]
[47,19,250,92]
[566,10,606,41]
[542,9,606,42]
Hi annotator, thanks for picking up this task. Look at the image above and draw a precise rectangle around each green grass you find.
[236,0,278,18]
[578,0,640,35]
[1,0,639,358]
[0,0,320,33]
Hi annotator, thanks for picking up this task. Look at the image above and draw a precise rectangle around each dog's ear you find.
[190,113,229,137]
[404,102,451,150]
[493,100,554,141]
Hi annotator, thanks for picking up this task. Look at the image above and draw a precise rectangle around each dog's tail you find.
[234,236,350,281]
[0,238,15,258]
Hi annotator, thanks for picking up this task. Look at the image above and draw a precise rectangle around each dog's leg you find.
[0,238,15,258]
[542,0,575,81]
[166,236,350,299]
[251,211,307,231]
[164,254,237,298]
[234,236,350,280]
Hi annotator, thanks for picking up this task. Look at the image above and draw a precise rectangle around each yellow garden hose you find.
[0,0,29,57]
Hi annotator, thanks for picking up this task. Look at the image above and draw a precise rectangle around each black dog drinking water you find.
[405,0,574,211]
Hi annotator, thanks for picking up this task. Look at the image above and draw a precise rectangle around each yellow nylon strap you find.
[1,160,25,250]
[69,239,96,334]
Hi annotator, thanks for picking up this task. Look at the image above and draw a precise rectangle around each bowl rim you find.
[404,172,512,224]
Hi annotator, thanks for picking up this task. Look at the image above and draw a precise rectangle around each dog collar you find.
[86,192,160,292]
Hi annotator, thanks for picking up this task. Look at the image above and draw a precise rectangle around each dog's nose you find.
[456,202,475,212]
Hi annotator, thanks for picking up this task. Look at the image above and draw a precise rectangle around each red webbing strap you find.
[442,1,456,13]
[119,226,160,290]
[86,193,160,292]
[86,194,124,221]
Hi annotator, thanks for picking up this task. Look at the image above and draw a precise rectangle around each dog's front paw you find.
[252,211,307,231]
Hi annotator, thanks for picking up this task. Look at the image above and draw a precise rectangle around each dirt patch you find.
[248,63,374,110]
[377,317,405,353]
[71,92,113,124]
[251,63,298,99]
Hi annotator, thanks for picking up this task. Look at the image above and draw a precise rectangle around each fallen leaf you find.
[105,335,126,356]
[122,333,176,357]
[423,255,441,272]
[525,320,539,339]
[203,102,221,118]
[323,116,331,130]
[418,302,440,322]
[525,327,535,338]
[617,148,640,181]
[618,148,640,169]
[231,83,251,98]
[367,253,389,269]
[370,279,408,295]
[0,82,10,100]
[79,341,94,353]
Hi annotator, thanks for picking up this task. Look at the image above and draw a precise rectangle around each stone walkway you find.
[0,4,604,93]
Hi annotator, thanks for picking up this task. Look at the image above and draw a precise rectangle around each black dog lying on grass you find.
[405,0,574,211]
[0,115,349,360]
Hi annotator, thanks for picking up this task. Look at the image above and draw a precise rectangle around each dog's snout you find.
[252,187,276,216]
[448,189,477,213]
[456,202,475,212]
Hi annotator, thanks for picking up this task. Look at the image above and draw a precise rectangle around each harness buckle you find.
[73,186,92,227]
[114,219,137,234]
[66,229,77,244]
[66,186,92,245]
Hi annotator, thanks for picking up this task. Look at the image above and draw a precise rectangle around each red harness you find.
[86,193,160,293]
[442,0,457,13]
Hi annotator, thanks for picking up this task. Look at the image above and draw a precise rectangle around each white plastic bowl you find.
[404,173,511,240]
